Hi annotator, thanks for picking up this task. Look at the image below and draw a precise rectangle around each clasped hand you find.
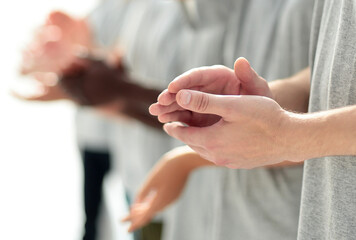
[150,58,296,169]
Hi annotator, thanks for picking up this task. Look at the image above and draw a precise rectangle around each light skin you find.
[150,57,356,168]
[20,11,91,75]
[124,59,309,227]
[121,58,308,230]
[123,59,310,228]
[11,72,71,102]
[15,11,92,102]
[15,11,163,129]
[121,59,307,228]
[121,142,304,231]
[121,145,214,232]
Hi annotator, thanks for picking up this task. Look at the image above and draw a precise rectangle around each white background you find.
[0,1,102,239]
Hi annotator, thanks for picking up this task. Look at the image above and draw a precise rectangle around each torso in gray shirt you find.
[298,0,356,239]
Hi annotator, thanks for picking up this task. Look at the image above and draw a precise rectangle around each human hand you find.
[149,58,272,127]
[162,90,302,169]
[59,57,129,106]
[11,72,70,102]
[121,146,209,232]
[21,11,90,74]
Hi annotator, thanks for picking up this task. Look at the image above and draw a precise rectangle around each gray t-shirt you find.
[298,0,356,239]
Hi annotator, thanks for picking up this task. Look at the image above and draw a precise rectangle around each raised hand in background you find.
[20,11,91,75]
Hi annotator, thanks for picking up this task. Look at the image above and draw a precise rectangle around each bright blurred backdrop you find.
[0,1,100,239]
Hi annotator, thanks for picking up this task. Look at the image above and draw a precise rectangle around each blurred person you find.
[15,1,130,240]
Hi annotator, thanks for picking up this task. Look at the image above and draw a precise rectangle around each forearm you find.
[118,78,162,104]
[164,146,215,174]
[121,100,163,129]
[101,76,163,129]
[269,67,310,113]
[284,105,356,162]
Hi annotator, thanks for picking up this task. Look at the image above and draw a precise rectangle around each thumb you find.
[234,57,271,97]
[176,90,234,117]
[47,11,72,27]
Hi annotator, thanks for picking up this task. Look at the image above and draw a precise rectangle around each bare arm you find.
[287,105,356,161]
[59,58,163,129]
[121,145,214,232]
[270,67,310,113]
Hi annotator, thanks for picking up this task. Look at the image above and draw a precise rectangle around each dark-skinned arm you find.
[59,57,163,129]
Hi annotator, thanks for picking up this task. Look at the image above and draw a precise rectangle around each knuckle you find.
[195,94,210,112]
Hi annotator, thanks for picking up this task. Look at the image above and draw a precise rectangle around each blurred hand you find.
[21,11,91,74]
[149,57,272,127]
[11,72,70,101]
[59,57,130,106]
[121,146,208,232]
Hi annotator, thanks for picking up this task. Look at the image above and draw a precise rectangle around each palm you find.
[21,11,89,74]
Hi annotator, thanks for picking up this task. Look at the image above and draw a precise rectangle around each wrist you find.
[281,111,330,163]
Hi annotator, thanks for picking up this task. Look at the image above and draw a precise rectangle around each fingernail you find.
[180,90,191,106]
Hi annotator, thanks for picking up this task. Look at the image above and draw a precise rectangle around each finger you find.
[158,111,192,124]
[168,65,233,93]
[128,193,159,232]
[32,72,58,85]
[42,25,62,42]
[11,89,47,101]
[234,57,270,97]
[121,214,132,222]
[128,214,150,232]
[163,122,210,147]
[125,209,147,232]
[176,90,239,118]
[149,102,184,117]
[135,184,156,205]
[157,89,176,106]
[124,204,151,232]
[48,11,73,28]
[149,103,161,116]
[121,198,152,223]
